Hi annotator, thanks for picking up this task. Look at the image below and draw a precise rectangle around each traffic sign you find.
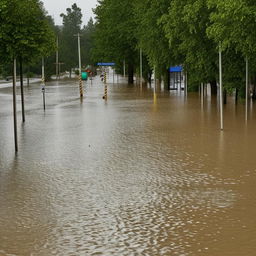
[97,62,115,66]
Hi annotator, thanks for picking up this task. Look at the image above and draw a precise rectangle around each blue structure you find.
[169,66,184,90]
[169,66,183,72]
[97,62,115,66]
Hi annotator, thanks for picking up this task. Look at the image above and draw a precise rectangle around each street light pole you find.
[246,56,249,122]
[13,58,18,152]
[140,48,143,87]
[42,57,46,111]
[219,44,224,130]
[75,33,83,97]
[56,36,59,79]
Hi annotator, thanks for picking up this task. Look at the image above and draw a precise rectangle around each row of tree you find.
[0,0,55,79]
[92,0,256,98]
[0,2,96,81]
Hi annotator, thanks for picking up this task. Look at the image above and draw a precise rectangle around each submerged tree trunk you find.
[210,80,217,95]
[223,88,227,104]
[235,88,239,104]
[164,69,170,90]
[128,64,134,84]
[19,57,25,122]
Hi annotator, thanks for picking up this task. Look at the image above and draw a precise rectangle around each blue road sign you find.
[169,66,183,72]
[97,62,115,66]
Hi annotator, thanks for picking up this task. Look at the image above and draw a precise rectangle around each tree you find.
[133,0,174,87]
[160,0,219,92]
[0,0,55,63]
[92,0,138,84]
[81,18,96,67]
[207,0,256,98]
[59,3,83,76]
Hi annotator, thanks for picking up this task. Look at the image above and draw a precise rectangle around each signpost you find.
[169,66,183,90]
[97,62,115,66]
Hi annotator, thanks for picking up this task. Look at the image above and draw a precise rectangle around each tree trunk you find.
[20,57,25,122]
[223,88,227,104]
[235,88,239,104]
[210,80,217,95]
[128,64,134,84]
[164,69,170,90]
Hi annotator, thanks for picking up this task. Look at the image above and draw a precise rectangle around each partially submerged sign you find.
[97,62,115,66]
[169,66,183,72]
[81,72,88,80]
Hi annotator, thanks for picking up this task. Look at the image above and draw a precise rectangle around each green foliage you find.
[81,18,96,66]
[59,3,83,72]
[0,0,55,63]
[92,0,139,81]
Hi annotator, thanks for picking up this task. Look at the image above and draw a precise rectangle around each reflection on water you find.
[0,78,256,255]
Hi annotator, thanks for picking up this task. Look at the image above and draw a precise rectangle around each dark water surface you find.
[0,77,256,256]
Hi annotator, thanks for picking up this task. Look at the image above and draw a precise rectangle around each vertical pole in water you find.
[140,48,143,88]
[219,44,224,130]
[113,68,114,83]
[77,33,83,97]
[123,60,126,77]
[56,36,59,80]
[20,57,25,123]
[103,70,107,100]
[13,58,18,152]
[42,57,46,111]
[185,71,188,97]
[246,56,249,122]
[154,66,157,90]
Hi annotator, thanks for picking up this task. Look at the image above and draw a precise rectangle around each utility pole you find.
[20,57,25,122]
[42,57,46,111]
[140,48,143,87]
[246,56,249,122]
[219,44,224,130]
[56,36,59,79]
[13,58,18,152]
[74,33,83,97]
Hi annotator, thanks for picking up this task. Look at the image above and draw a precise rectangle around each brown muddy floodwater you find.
[0,77,256,256]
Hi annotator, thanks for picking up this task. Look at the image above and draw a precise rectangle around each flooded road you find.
[0,77,256,256]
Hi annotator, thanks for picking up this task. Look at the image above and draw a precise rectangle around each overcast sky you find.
[41,0,98,26]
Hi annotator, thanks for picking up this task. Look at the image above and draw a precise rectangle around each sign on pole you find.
[97,62,115,66]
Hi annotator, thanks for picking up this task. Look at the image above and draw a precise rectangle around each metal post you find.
[20,57,25,122]
[103,70,107,100]
[75,33,83,97]
[56,36,59,79]
[13,58,18,152]
[42,57,46,111]
[140,48,143,87]
[154,66,157,89]
[246,56,249,122]
[185,71,188,97]
[219,44,224,130]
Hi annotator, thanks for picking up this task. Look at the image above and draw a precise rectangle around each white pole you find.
[42,57,46,111]
[140,48,143,87]
[56,36,59,79]
[185,71,188,96]
[13,58,18,152]
[78,33,81,75]
[246,56,249,122]
[219,44,224,130]
[154,65,156,90]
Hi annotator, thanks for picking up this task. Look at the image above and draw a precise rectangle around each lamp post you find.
[74,33,83,97]
[13,58,18,152]
[219,44,224,130]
